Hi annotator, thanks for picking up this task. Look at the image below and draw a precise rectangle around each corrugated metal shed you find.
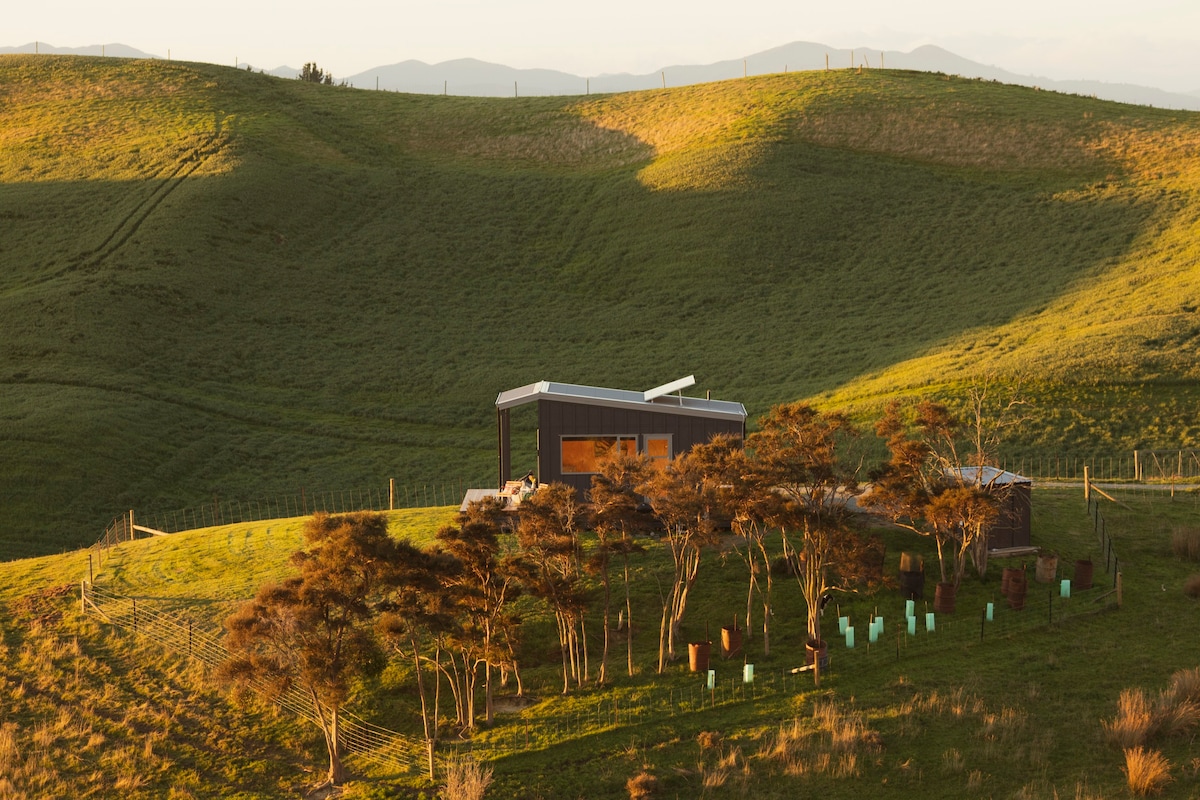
[949,466,1032,486]
[947,466,1032,549]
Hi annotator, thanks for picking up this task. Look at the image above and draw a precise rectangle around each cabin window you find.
[561,436,637,474]
[645,435,672,469]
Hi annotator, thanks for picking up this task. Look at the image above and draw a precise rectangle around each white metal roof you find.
[948,466,1032,486]
[495,378,747,422]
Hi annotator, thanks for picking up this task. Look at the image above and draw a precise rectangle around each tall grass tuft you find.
[1170,527,1200,560]
[1123,747,1172,796]
[761,701,881,778]
[1167,667,1200,704]
[625,770,658,799]
[442,758,494,800]
[1103,688,1157,748]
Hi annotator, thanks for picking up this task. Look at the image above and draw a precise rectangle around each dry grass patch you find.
[760,701,882,779]
[625,770,658,799]
[1104,668,1200,748]
[1170,527,1200,560]
[1103,688,1157,748]
[794,109,1101,173]
[1123,747,1172,796]
[1183,574,1200,598]
[442,757,494,800]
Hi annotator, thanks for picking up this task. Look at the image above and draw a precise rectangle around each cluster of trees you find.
[298,62,342,86]
[220,395,1020,787]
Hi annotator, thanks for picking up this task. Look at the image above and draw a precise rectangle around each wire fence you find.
[132,479,472,536]
[88,479,474,574]
[81,582,427,772]
[1000,450,1200,483]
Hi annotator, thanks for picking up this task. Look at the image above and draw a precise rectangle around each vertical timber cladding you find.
[989,481,1032,549]
[538,398,745,497]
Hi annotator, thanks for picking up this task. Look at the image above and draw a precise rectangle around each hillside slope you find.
[2,55,1199,556]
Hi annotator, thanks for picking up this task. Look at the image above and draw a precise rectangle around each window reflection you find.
[561,436,637,474]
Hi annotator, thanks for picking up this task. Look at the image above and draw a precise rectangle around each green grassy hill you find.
[3,55,1200,557]
[3,491,1200,798]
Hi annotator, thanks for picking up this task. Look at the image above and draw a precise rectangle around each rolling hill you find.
[2,54,1199,558]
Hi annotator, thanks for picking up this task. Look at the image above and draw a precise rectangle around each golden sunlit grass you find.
[1103,688,1158,749]
[1123,747,1172,796]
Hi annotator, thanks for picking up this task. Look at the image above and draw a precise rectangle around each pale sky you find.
[10,0,1200,93]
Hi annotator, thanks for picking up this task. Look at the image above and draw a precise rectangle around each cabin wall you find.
[987,482,1032,549]
[536,399,744,497]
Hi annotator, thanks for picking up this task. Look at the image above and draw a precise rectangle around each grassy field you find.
[1,488,1198,798]
[2,55,1199,559]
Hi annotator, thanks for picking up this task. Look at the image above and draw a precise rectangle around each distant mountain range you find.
[5,40,1200,110]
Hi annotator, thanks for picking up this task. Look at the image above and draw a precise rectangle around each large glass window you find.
[561,436,637,474]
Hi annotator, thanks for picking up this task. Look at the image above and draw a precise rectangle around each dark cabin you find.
[952,466,1033,550]
[495,376,747,499]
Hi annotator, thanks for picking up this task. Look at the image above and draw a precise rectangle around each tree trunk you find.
[484,619,494,725]
[745,548,757,640]
[558,612,571,694]
[754,538,773,656]
[311,687,345,787]
[327,706,345,785]
[579,617,589,687]
[485,660,493,725]
[623,553,635,677]
[599,568,611,685]
[411,635,436,780]
[656,588,671,674]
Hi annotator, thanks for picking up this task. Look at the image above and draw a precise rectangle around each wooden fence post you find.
[1083,466,1090,503]
[1116,571,1123,608]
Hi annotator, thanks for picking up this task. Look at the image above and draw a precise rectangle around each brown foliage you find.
[626,770,659,799]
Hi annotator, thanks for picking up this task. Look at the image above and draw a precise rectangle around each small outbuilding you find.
[950,466,1033,550]
[494,375,747,500]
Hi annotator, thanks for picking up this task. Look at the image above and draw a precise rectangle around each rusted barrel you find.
[1001,567,1023,597]
[1007,573,1027,610]
[688,641,711,672]
[1074,559,1094,591]
[899,569,925,599]
[934,582,957,614]
[721,626,742,659]
[1035,554,1058,583]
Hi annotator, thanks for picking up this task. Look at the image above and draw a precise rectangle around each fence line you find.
[132,479,471,537]
[81,582,426,772]
[88,479,474,572]
[1000,451,1200,483]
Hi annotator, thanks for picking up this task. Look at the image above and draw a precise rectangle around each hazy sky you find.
[11,0,1200,93]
